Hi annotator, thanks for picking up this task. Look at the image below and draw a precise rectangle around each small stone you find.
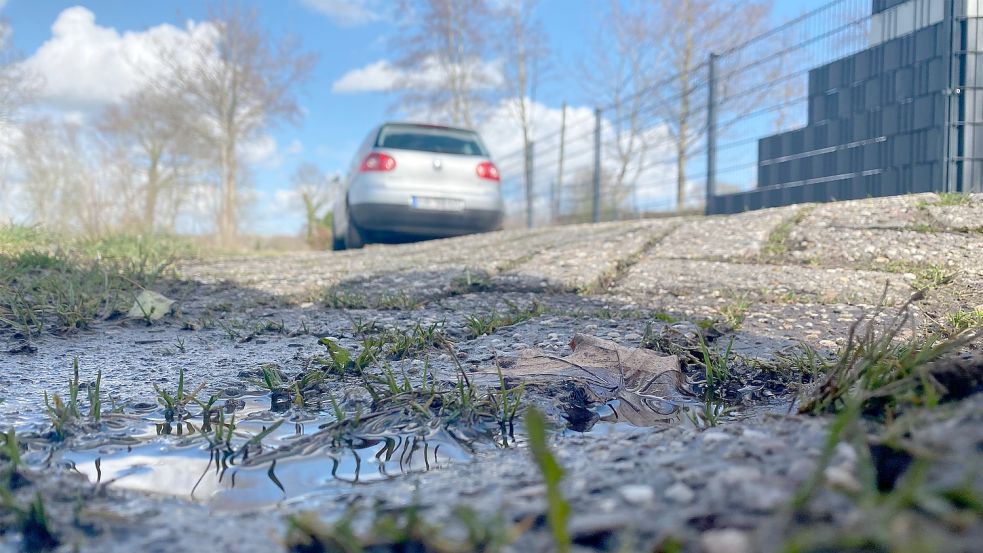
[741,482,787,512]
[701,529,750,553]
[717,466,762,485]
[824,465,862,493]
[618,484,655,505]
[832,442,857,467]
[664,482,695,504]
[787,458,816,478]
[596,498,617,512]
[702,431,730,445]
[740,429,769,441]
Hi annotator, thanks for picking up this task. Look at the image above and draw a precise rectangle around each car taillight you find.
[476,161,500,182]
[360,152,396,172]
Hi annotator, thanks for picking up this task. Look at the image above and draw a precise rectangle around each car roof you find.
[380,121,478,134]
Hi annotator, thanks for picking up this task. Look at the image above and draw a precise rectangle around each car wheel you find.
[344,219,365,249]
[331,224,345,251]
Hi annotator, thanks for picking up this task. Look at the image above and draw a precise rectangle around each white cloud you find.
[238,135,303,169]
[244,187,306,236]
[173,183,219,234]
[331,60,400,93]
[332,57,503,94]
[239,134,278,166]
[271,188,301,211]
[300,0,380,26]
[285,139,304,155]
[62,110,86,126]
[22,7,216,110]
[239,133,298,171]
[0,1,8,13]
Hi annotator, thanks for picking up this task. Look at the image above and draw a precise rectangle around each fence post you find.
[706,52,719,214]
[525,140,535,228]
[940,0,958,192]
[592,107,601,223]
[554,101,567,223]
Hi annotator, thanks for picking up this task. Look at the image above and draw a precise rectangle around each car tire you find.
[331,231,345,251]
[344,219,365,249]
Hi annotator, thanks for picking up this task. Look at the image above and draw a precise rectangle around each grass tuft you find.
[286,504,516,553]
[798,298,977,419]
[917,192,970,208]
[324,288,424,310]
[465,301,543,338]
[526,407,571,553]
[763,205,815,258]
[718,296,750,329]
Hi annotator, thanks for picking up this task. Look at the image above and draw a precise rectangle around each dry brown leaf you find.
[495,334,684,426]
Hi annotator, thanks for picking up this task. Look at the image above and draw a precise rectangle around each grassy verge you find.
[0,226,196,338]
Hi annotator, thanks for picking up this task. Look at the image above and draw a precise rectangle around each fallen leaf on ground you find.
[127,290,175,321]
[495,334,683,426]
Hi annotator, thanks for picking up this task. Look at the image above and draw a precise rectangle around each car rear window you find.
[375,125,487,156]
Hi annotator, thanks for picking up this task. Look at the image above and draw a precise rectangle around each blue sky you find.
[0,0,830,234]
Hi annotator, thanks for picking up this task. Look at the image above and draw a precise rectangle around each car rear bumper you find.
[350,203,503,237]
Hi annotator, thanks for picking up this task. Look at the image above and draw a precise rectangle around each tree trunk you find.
[303,195,316,243]
[676,138,687,211]
[676,75,690,211]
[676,5,694,212]
[220,139,238,244]
[144,149,161,232]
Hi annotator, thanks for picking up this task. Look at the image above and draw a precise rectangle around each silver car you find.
[332,122,505,250]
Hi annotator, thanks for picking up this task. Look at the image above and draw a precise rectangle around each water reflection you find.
[59,427,468,511]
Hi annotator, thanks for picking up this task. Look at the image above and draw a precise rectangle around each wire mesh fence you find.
[495,0,957,227]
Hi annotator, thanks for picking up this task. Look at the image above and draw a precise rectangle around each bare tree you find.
[563,165,615,223]
[495,0,549,226]
[99,88,201,232]
[16,120,67,228]
[290,162,338,246]
[581,0,660,218]
[16,119,110,234]
[0,20,29,126]
[392,0,497,127]
[646,0,771,210]
[770,42,805,132]
[1,19,39,194]
[158,4,316,243]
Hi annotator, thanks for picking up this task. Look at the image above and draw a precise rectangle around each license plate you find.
[410,196,465,211]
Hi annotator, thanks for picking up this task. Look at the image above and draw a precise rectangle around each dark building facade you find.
[708,0,983,214]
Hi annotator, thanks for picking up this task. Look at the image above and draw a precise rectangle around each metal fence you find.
[494,0,978,226]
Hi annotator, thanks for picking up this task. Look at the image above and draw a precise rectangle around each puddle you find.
[40,392,498,511]
[58,428,470,511]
